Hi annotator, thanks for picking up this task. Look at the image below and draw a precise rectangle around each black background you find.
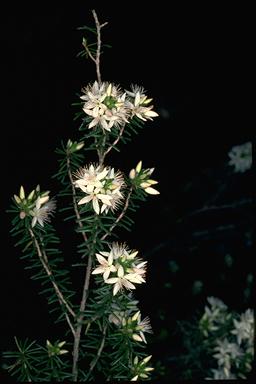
[0,1,253,380]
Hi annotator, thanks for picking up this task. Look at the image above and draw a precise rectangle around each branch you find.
[72,217,98,381]
[101,186,133,241]
[177,198,254,223]
[28,228,75,336]
[92,10,108,84]
[67,153,88,243]
[104,123,125,158]
[87,323,107,378]
[82,10,108,84]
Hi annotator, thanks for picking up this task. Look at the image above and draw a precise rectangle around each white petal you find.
[92,198,100,214]
[91,266,105,275]
[78,195,92,205]
[113,282,121,296]
[136,161,142,173]
[103,269,111,280]
[95,254,108,265]
[132,334,143,342]
[97,168,109,180]
[144,110,158,117]
[88,118,99,129]
[117,265,124,277]
[144,187,160,195]
[122,279,136,290]
[105,277,119,284]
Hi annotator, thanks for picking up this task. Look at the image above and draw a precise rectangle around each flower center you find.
[103,95,117,109]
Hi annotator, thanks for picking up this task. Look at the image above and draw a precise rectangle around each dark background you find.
[1,1,253,380]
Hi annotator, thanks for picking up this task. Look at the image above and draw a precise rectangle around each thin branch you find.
[28,228,75,336]
[82,10,108,84]
[87,323,107,378]
[101,186,133,241]
[92,10,108,84]
[67,153,87,243]
[72,218,98,381]
[177,198,254,223]
[103,123,125,159]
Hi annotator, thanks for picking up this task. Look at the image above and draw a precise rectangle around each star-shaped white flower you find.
[105,265,142,296]
[74,164,108,192]
[77,187,113,215]
[92,253,117,280]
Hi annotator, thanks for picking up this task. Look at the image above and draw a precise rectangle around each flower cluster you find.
[80,81,158,132]
[46,340,68,357]
[131,355,154,381]
[14,185,56,228]
[74,164,125,214]
[201,297,254,380]
[199,296,229,337]
[129,161,160,195]
[228,141,252,173]
[92,242,147,295]
[109,310,152,344]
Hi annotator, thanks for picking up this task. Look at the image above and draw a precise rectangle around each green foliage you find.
[4,10,158,382]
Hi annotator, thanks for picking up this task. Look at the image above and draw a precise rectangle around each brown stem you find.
[87,323,107,378]
[103,123,125,159]
[101,186,133,241]
[72,217,98,381]
[28,228,75,336]
[67,154,88,243]
[92,10,108,84]
[72,253,93,381]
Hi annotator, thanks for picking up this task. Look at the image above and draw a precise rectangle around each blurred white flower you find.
[207,296,227,310]
[231,309,254,345]
[206,367,236,380]
[228,141,252,173]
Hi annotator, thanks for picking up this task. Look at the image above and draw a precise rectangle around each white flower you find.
[213,338,242,369]
[129,161,160,195]
[94,243,147,295]
[105,266,137,296]
[74,164,108,192]
[207,296,227,310]
[77,187,113,214]
[30,196,56,227]
[206,367,236,380]
[92,253,117,280]
[81,81,128,132]
[74,165,125,214]
[231,309,254,345]
[131,311,153,343]
[126,84,158,121]
[228,141,252,173]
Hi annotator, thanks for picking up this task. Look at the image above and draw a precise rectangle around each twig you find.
[101,186,133,241]
[92,10,108,84]
[177,198,254,223]
[29,228,75,336]
[86,323,107,378]
[72,217,98,381]
[104,123,125,158]
[67,154,88,243]
[82,10,108,84]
